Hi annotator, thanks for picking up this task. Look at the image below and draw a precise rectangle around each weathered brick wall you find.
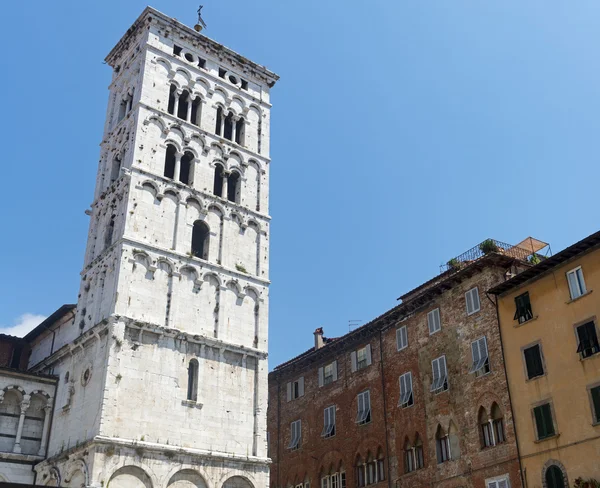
[269,261,526,488]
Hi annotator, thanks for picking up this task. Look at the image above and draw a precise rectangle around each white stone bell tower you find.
[32,7,278,487]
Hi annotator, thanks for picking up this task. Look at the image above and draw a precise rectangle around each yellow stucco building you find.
[490,231,600,488]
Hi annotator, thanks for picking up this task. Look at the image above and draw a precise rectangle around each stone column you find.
[222,171,230,199]
[186,94,193,122]
[173,90,182,118]
[173,153,182,182]
[38,404,53,456]
[220,113,225,136]
[13,395,30,454]
[231,117,238,143]
[488,419,496,446]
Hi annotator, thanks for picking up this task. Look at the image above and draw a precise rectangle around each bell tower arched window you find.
[191,97,202,126]
[215,107,223,135]
[164,145,177,179]
[177,90,190,120]
[213,164,224,197]
[191,221,210,260]
[168,84,177,115]
[187,359,199,402]
[235,117,245,145]
[180,151,194,185]
[224,112,234,140]
[228,171,241,203]
[110,154,122,183]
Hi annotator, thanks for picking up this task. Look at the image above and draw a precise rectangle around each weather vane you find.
[194,5,207,32]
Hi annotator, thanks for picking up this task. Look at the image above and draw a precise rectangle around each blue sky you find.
[1,1,598,368]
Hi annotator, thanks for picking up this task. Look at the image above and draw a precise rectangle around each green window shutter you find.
[591,386,600,422]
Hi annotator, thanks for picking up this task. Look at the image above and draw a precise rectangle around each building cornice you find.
[105,7,279,88]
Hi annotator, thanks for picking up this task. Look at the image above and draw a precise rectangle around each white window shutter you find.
[473,288,480,311]
[407,371,412,394]
[471,340,480,363]
[366,344,372,366]
[351,351,357,372]
[434,309,440,330]
[396,328,402,349]
[286,382,292,402]
[318,367,324,387]
[466,290,473,314]
[332,360,338,381]
[480,337,488,359]
[432,359,440,382]
[441,355,447,376]
[298,376,304,397]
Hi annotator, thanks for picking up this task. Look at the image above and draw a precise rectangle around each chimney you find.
[314,327,324,350]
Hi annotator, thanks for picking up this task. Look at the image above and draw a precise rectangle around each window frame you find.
[399,371,414,408]
[427,308,441,335]
[288,419,302,450]
[357,346,368,370]
[521,341,546,381]
[532,400,557,441]
[322,404,336,438]
[465,287,481,315]
[486,475,510,488]
[396,325,408,351]
[324,362,335,385]
[587,381,600,425]
[574,318,600,359]
[566,266,587,300]
[514,291,534,324]
[430,355,449,393]
[356,390,372,425]
[470,336,490,377]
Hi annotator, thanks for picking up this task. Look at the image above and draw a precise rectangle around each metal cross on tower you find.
[195,5,207,32]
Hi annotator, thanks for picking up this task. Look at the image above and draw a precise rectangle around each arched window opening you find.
[110,154,122,183]
[448,421,460,459]
[117,98,127,122]
[414,435,424,469]
[191,221,210,260]
[235,117,245,145]
[479,407,493,448]
[215,107,223,135]
[187,359,199,401]
[491,403,506,445]
[545,466,566,488]
[435,425,450,464]
[355,456,365,488]
[404,438,414,473]
[104,216,115,250]
[168,84,177,115]
[127,89,134,112]
[178,90,190,120]
[191,97,202,126]
[164,145,177,179]
[180,152,194,185]
[228,171,241,203]
[224,112,234,140]
[213,164,224,197]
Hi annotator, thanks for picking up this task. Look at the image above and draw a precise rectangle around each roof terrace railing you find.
[440,238,543,274]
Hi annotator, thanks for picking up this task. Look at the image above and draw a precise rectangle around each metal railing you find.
[439,239,536,274]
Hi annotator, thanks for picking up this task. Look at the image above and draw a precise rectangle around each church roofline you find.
[105,6,280,87]
[24,304,76,343]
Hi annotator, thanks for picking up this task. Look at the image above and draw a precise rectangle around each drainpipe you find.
[490,291,526,488]
[378,330,392,488]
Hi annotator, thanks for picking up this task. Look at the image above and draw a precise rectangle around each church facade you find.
[0,7,278,487]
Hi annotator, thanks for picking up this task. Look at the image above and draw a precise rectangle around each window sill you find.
[432,388,449,395]
[514,316,539,328]
[567,289,593,304]
[534,433,560,444]
[579,352,600,362]
[181,400,203,409]
[525,373,547,383]
[592,420,600,427]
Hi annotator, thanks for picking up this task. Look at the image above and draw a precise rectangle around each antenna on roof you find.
[194,5,207,32]
[349,320,362,331]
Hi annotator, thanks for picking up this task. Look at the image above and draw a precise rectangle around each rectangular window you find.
[482,422,494,448]
[576,321,600,359]
[322,405,336,438]
[427,308,441,335]
[356,390,371,425]
[340,472,346,488]
[351,345,372,372]
[319,360,338,387]
[470,336,490,376]
[399,372,414,408]
[514,292,534,324]
[533,403,556,440]
[404,449,415,473]
[287,377,305,401]
[590,385,600,423]
[396,325,408,351]
[331,475,338,488]
[415,446,424,469]
[567,266,587,299]
[487,478,510,488]
[466,287,481,315]
[288,419,302,450]
[430,355,448,393]
[523,344,545,379]
[321,478,329,488]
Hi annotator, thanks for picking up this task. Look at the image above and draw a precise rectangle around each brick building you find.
[268,239,543,488]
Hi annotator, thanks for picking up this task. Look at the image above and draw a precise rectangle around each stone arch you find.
[21,391,50,455]
[222,475,254,488]
[174,67,192,85]
[109,465,153,488]
[43,467,61,487]
[141,181,160,198]
[156,258,174,275]
[542,459,568,488]
[144,115,167,133]
[155,57,172,74]
[64,459,88,488]
[133,251,152,268]
[213,87,230,104]
[167,469,208,488]
[0,387,24,452]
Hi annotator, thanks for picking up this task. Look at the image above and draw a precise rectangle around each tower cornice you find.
[105,7,279,88]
